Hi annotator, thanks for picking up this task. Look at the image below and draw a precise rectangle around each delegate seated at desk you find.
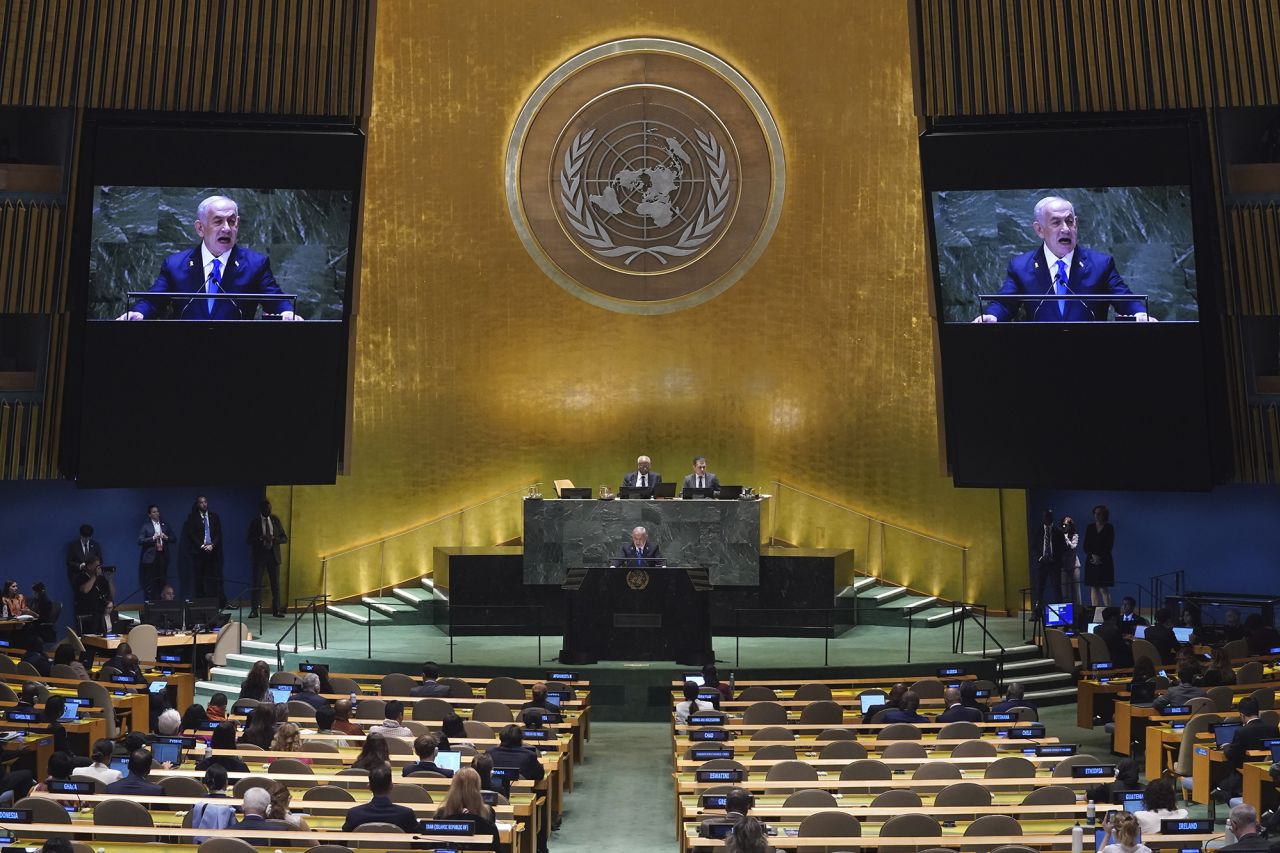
[621,454,661,492]
[973,196,1154,323]
[681,455,720,496]
[611,526,663,568]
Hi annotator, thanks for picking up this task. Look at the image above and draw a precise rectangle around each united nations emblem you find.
[507,39,785,314]
[626,569,650,590]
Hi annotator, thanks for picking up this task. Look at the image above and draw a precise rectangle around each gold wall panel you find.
[916,0,1280,115]
[277,0,1026,611]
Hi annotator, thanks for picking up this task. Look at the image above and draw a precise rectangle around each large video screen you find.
[921,118,1226,490]
[89,186,351,322]
[932,185,1198,324]
[64,119,363,487]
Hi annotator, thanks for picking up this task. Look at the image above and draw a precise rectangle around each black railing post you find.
[735,609,741,669]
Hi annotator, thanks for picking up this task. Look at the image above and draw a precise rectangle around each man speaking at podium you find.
[117,195,303,322]
[614,526,663,568]
[973,196,1153,323]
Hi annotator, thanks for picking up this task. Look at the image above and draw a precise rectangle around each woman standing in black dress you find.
[1083,504,1115,607]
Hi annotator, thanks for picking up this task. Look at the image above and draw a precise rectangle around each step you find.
[851,577,880,592]
[326,604,392,626]
[1000,658,1054,674]
[1025,686,1079,701]
[882,595,939,613]
[362,596,419,617]
[963,643,1040,660]
[915,606,968,627]
[1007,670,1074,686]
[856,585,907,603]
[392,587,434,607]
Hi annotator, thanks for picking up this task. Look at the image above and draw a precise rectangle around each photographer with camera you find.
[72,555,118,635]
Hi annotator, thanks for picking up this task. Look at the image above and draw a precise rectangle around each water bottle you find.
[1071,822,1083,853]
[204,740,213,760]
[1086,801,1096,826]
[729,672,735,696]
[350,691,358,714]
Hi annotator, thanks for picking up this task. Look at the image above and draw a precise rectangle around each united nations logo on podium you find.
[506,39,785,314]
[625,569,650,591]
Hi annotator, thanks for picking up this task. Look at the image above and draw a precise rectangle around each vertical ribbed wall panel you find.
[0,202,62,314]
[0,0,371,117]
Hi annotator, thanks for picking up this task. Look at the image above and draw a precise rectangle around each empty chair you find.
[1081,632,1111,667]
[1236,662,1265,685]
[742,701,788,725]
[439,677,473,698]
[402,720,431,737]
[160,776,208,797]
[302,741,343,765]
[380,672,418,696]
[269,757,314,775]
[909,678,944,700]
[0,656,15,675]
[1007,705,1039,722]
[784,788,839,808]
[794,682,834,701]
[817,727,857,740]
[1130,638,1161,670]
[197,840,258,853]
[984,755,1036,778]
[287,700,318,719]
[413,698,453,721]
[357,698,386,720]
[869,788,922,808]
[1250,687,1275,710]
[701,758,747,776]
[232,699,260,716]
[753,744,798,761]
[0,683,15,703]
[303,785,355,802]
[1186,696,1215,714]
[799,700,845,725]
[15,797,71,838]
[965,814,1022,853]
[880,741,927,759]
[49,663,80,680]
[124,622,161,664]
[1207,685,1235,712]
[1021,785,1077,805]
[485,676,526,699]
[384,737,414,755]
[991,847,1039,853]
[881,812,942,837]
[934,781,993,807]
[876,723,922,741]
[839,759,891,781]
[232,776,274,797]
[93,797,155,842]
[939,721,982,740]
[798,810,862,846]
[389,783,433,803]
[952,732,998,753]
[1224,639,1250,662]
[1051,754,1102,778]
[207,621,247,668]
[912,761,962,780]
[751,725,795,742]
[737,685,778,701]
[77,680,120,739]
[765,760,819,782]
[353,822,404,848]
[329,676,361,695]
[463,720,494,739]
[472,700,515,724]
[270,670,299,687]
[820,740,867,760]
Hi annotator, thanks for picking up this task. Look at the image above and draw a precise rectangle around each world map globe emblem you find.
[507,39,785,313]
[559,109,733,271]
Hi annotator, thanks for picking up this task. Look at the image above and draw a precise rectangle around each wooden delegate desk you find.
[684,832,1216,851]
[0,822,495,850]
[82,630,222,653]
[1242,760,1280,813]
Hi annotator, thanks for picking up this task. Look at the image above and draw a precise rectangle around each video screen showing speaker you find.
[920,117,1225,490]
[64,118,364,487]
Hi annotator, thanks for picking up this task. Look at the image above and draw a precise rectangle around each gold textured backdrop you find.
[274,0,1028,611]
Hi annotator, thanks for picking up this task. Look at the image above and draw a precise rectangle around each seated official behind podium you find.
[621,454,661,493]
[681,455,720,497]
[612,525,662,568]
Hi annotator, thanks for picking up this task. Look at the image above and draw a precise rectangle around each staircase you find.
[963,641,1077,706]
[850,576,968,629]
[195,640,316,706]
[326,574,447,628]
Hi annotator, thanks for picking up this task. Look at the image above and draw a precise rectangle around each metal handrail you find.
[951,601,1007,686]
[734,607,849,667]
[274,593,329,670]
[446,605,544,664]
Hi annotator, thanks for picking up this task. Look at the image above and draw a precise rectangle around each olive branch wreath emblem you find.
[559,127,731,266]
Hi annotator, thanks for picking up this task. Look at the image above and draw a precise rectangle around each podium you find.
[558,563,713,665]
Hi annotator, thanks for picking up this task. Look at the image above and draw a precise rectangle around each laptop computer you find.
[1172,626,1194,643]
[59,702,79,721]
[148,680,169,695]
[1213,722,1243,748]
[1128,682,1157,706]
[151,740,181,767]
[652,482,676,498]
[109,756,129,777]
[559,487,593,499]
[682,487,715,500]
[715,485,744,500]
[618,486,653,499]
[1096,827,1141,852]
[1133,624,1148,639]
[1044,602,1073,628]
[859,693,886,714]
[270,686,294,705]
[434,750,461,773]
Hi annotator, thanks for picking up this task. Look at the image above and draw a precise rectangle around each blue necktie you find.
[1054,259,1068,318]
[203,514,211,546]
[208,258,222,316]
[635,546,643,568]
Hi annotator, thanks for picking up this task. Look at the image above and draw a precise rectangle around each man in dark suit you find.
[1094,608,1135,669]
[1221,698,1280,798]
[183,496,225,609]
[119,195,302,321]
[408,661,451,697]
[292,672,328,711]
[974,196,1155,323]
[486,724,546,785]
[990,682,1037,715]
[1118,595,1149,635]
[342,763,421,833]
[104,750,165,796]
[137,505,173,601]
[937,687,984,723]
[1144,608,1179,663]
[620,454,661,493]
[236,785,291,845]
[612,526,663,568]
[681,455,721,497]
[247,499,289,618]
[65,524,104,583]
[403,733,454,777]
[879,690,928,724]
[1032,510,1066,620]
